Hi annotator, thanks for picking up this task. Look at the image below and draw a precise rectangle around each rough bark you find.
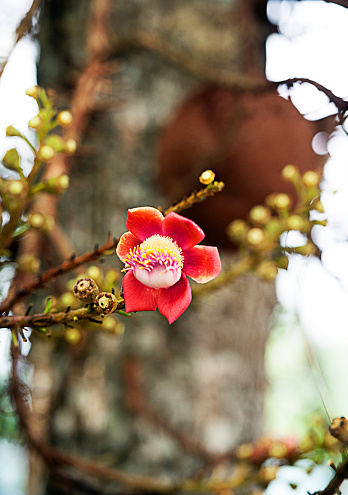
[28,0,281,492]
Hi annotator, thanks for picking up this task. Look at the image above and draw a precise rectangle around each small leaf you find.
[13,223,30,237]
[3,149,22,173]
[44,297,53,314]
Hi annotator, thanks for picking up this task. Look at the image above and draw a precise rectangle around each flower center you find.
[124,235,184,289]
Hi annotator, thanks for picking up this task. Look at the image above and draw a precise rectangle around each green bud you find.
[38,144,55,161]
[6,126,21,137]
[2,149,22,173]
[45,134,66,152]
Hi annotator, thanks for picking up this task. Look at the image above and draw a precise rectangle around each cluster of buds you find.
[73,277,118,314]
[227,165,326,281]
[25,86,77,163]
[0,86,77,253]
[51,266,123,344]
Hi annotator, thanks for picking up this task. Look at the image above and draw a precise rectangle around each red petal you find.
[162,212,205,250]
[116,232,141,261]
[158,275,192,324]
[126,207,164,240]
[183,246,221,283]
[122,271,158,312]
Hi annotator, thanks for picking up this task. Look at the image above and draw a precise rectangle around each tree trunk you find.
[30,0,277,492]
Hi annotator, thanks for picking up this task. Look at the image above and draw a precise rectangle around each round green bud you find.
[64,328,82,345]
[38,145,55,162]
[257,261,278,281]
[282,164,298,182]
[29,212,45,229]
[249,205,270,224]
[227,219,248,240]
[65,139,77,154]
[17,254,40,273]
[7,181,25,196]
[303,171,320,188]
[26,86,39,99]
[273,193,291,210]
[247,227,266,248]
[28,115,43,130]
[57,110,73,128]
[286,215,305,231]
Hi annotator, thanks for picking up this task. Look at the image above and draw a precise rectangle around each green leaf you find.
[2,149,22,173]
[13,223,30,237]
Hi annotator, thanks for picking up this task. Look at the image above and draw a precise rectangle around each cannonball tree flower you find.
[116,207,221,323]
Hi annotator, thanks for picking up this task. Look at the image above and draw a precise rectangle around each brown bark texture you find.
[18,0,325,492]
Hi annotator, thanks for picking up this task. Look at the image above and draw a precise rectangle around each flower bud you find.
[257,261,278,281]
[45,134,66,152]
[26,86,39,99]
[59,291,79,309]
[56,174,69,191]
[259,465,278,482]
[64,328,82,345]
[38,144,55,162]
[273,193,291,210]
[65,139,77,155]
[303,171,320,188]
[28,115,43,130]
[227,219,248,240]
[199,169,215,185]
[42,214,55,232]
[282,164,298,182]
[297,242,317,256]
[275,255,289,270]
[44,174,69,194]
[87,265,103,284]
[103,316,125,336]
[57,110,73,128]
[73,278,99,304]
[7,181,25,196]
[29,212,45,229]
[17,254,40,273]
[236,443,253,459]
[96,292,117,314]
[249,205,270,224]
[286,215,304,231]
[6,125,21,137]
[246,228,266,249]
[313,199,325,213]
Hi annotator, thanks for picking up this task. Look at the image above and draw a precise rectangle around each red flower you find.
[116,207,221,323]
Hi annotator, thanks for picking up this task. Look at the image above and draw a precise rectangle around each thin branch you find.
[124,356,214,461]
[0,0,43,79]
[274,77,348,123]
[1,306,92,330]
[163,181,225,216]
[0,235,119,315]
[311,458,348,495]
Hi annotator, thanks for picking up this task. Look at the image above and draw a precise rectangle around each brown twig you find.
[0,0,43,79]
[311,458,348,495]
[274,77,348,124]
[0,235,119,315]
[163,181,225,216]
[124,356,214,461]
